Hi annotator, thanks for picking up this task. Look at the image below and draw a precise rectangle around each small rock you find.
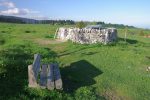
[146,66,150,72]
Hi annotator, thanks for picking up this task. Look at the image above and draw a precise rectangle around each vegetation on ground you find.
[0,23,150,100]
[76,21,86,29]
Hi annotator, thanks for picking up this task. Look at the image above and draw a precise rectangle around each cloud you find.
[0,8,29,15]
[0,8,39,15]
[0,1,40,16]
[0,1,46,20]
[0,1,15,8]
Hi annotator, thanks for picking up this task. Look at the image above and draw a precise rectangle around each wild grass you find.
[0,23,150,100]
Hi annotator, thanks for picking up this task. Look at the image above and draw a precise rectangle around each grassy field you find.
[0,23,150,100]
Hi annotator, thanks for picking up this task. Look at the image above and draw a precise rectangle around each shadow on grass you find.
[118,38,138,44]
[81,52,98,55]
[0,46,30,99]
[57,38,139,57]
[57,44,101,57]
[0,36,6,45]
[60,60,103,93]
[0,44,57,99]
[0,39,5,45]
[58,50,98,57]
[57,47,89,57]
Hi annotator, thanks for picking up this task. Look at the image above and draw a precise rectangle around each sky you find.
[0,0,150,28]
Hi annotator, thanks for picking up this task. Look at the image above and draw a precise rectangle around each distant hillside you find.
[0,15,38,24]
[0,15,75,25]
[0,15,135,28]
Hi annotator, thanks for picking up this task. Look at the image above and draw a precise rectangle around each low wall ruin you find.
[55,27,117,44]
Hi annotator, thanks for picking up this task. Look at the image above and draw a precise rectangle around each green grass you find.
[0,23,150,100]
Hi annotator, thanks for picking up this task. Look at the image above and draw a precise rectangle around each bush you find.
[45,34,54,39]
[1,31,6,33]
[25,30,36,33]
[25,30,31,33]
[139,30,145,36]
[0,39,5,45]
[76,21,86,29]
[75,87,98,100]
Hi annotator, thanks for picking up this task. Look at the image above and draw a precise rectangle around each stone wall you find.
[55,27,117,44]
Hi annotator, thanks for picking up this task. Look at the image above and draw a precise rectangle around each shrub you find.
[1,31,6,33]
[0,38,5,45]
[45,34,54,39]
[76,21,86,29]
[25,30,31,33]
[139,30,145,36]
[75,87,98,100]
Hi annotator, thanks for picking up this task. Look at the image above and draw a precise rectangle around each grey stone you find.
[40,64,47,89]
[47,64,55,90]
[28,65,39,88]
[55,27,117,44]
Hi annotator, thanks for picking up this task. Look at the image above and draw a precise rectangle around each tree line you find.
[0,15,135,28]
[85,21,135,29]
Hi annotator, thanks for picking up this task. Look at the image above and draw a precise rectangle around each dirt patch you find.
[34,39,66,45]
[103,90,131,100]
[144,35,150,38]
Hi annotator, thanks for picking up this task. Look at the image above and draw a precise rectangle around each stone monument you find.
[55,25,117,44]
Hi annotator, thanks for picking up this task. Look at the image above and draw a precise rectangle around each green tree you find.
[139,30,145,36]
[76,21,86,29]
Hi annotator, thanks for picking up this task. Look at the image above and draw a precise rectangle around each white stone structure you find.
[55,27,117,44]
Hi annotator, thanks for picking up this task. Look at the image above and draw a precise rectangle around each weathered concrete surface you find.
[28,65,39,88]
[40,64,47,89]
[55,28,117,44]
[47,64,55,90]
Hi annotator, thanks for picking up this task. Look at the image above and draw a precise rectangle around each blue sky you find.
[0,0,150,28]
